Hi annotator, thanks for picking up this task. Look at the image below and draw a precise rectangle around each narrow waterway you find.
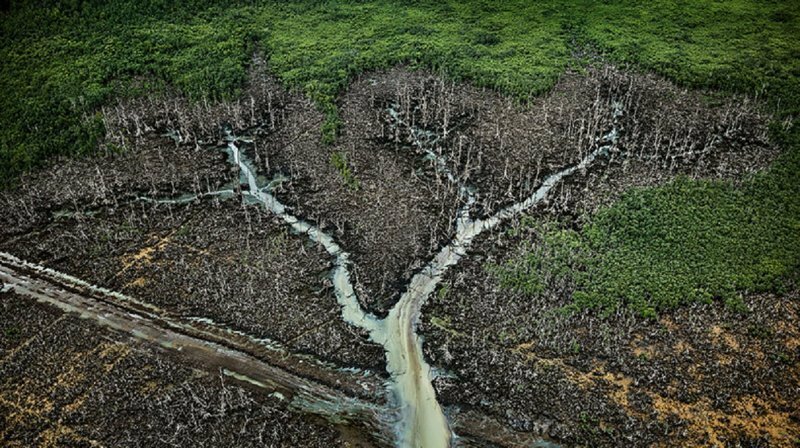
[225,119,612,446]
[6,101,621,447]
[226,140,385,337]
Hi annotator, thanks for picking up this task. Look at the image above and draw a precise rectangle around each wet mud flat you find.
[0,291,371,447]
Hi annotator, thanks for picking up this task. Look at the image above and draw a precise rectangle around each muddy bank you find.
[0,291,375,447]
[0,196,386,373]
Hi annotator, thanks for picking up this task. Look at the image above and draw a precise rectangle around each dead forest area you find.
[0,53,797,446]
[2,1,800,447]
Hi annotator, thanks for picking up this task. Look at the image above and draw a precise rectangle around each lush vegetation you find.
[2,0,799,186]
[580,1,800,115]
[497,127,800,318]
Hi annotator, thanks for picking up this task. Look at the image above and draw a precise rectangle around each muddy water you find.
[382,146,605,447]
[381,102,618,446]
[225,118,609,445]
[226,141,384,336]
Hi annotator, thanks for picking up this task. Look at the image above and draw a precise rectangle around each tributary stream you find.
[225,120,612,446]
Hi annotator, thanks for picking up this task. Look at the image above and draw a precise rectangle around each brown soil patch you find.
[710,325,741,350]
[514,343,642,418]
[650,393,799,447]
[632,342,656,359]
[124,277,147,288]
[673,340,693,353]
[661,317,678,331]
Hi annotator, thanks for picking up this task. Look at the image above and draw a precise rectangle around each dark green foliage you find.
[3,1,798,186]
[0,1,256,186]
[497,130,800,318]
[493,222,585,297]
[3,325,20,339]
[330,150,359,190]
[577,0,800,116]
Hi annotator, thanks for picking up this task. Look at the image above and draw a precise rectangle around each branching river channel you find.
[1,103,621,447]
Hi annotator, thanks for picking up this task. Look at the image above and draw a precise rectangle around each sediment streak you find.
[0,251,389,439]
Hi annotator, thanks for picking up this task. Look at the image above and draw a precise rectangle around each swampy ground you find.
[2,1,800,447]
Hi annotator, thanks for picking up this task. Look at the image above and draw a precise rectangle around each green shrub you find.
[330,150,359,191]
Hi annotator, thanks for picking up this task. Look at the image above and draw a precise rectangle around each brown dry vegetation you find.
[0,57,795,447]
[362,64,775,216]
[0,198,385,371]
[409,64,796,446]
[424,264,799,447]
[0,292,358,447]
